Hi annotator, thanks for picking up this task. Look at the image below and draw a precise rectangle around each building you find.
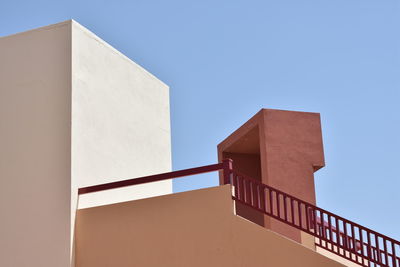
[0,21,398,267]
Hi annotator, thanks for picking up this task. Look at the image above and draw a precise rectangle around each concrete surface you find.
[75,185,345,267]
[0,21,72,267]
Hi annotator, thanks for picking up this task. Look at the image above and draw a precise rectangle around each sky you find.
[1,0,399,240]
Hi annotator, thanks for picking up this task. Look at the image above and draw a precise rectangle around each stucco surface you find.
[0,22,72,267]
[218,109,325,245]
[71,21,172,211]
[75,185,345,267]
[0,20,172,267]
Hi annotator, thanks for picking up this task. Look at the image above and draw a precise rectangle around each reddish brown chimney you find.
[218,109,325,246]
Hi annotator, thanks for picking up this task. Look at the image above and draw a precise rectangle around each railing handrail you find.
[78,159,233,195]
[230,169,400,245]
[77,160,399,267]
[229,170,400,267]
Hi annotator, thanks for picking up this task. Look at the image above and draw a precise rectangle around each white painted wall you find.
[0,22,72,267]
[71,21,172,210]
[0,20,172,267]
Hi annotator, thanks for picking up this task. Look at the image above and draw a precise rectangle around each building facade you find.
[1,21,398,267]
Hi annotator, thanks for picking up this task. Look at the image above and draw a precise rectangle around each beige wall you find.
[75,185,345,267]
[0,22,72,267]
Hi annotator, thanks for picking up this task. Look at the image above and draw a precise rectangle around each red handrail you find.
[77,160,399,267]
[229,170,400,267]
[78,159,233,195]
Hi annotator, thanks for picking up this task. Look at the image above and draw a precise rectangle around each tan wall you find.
[316,243,364,267]
[0,22,72,267]
[75,185,345,267]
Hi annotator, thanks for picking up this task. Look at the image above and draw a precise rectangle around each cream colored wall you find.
[0,22,72,267]
[0,20,172,267]
[71,21,172,212]
[75,185,345,267]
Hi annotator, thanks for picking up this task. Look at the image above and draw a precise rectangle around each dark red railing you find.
[78,160,399,267]
[78,159,233,195]
[227,170,400,267]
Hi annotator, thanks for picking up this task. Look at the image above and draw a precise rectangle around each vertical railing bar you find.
[336,217,340,247]
[222,158,233,185]
[248,180,252,206]
[328,214,333,244]
[314,208,318,237]
[319,214,327,239]
[249,180,254,206]
[283,195,288,221]
[319,211,324,239]
[276,191,281,219]
[246,179,251,204]
[263,187,267,213]
[241,176,246,202]
[257,184,261,210]
[343,221,348,250]
[367,228,373,259]
[253,182,257,208]
[242,178,246,203]
[305,204,310,232]
[250,180,254,206]
[269,188,273,216]
[375,234,380,264]
[383,237,389,266]
[234,175,239,198]
[290,198,296,225]
[244,178,248,203]
[237,176,242,201]
[240,180,246,203]
[359,228,364,258]
[263,186,267,213]
[391,242,397,267]
[264,187,269,214]
[351,224,356,254]
[245,179,248,204]
[298,202,303,229]
[236,175,240,200]
[257,184,261,209]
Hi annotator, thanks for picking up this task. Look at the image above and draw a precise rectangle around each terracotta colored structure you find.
[75,185,344,267]
[218,109,325,244]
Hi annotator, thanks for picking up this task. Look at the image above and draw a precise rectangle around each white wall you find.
[0,22,72,267]
[0,20,172,267]
[71,21,172,211]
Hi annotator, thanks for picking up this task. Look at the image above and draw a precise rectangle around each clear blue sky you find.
[1,0,399,240]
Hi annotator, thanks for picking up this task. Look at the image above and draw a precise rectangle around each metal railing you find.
[78,159,233,195]
[78,159,399,267]
[227,169,400,267]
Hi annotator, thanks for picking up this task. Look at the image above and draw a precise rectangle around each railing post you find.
[222,158,233,185]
